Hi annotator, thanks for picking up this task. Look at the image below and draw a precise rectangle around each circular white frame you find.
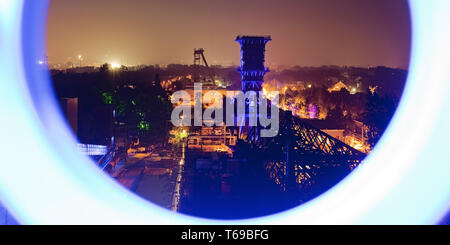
[0,0,449,224]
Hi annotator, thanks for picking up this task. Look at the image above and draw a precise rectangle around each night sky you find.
[47,0,411,69]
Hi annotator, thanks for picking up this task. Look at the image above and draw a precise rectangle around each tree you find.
[362,91,397,147]
[99,63,110,73]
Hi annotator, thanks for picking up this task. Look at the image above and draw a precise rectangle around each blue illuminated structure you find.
[236,36,271,92]
[0,0,449,224]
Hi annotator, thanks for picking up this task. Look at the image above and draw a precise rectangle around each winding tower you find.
[235,36,271,92]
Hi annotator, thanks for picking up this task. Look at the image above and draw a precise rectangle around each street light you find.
[77,55,82,67]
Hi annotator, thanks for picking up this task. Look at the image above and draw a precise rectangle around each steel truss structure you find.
[240,110,366,191]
